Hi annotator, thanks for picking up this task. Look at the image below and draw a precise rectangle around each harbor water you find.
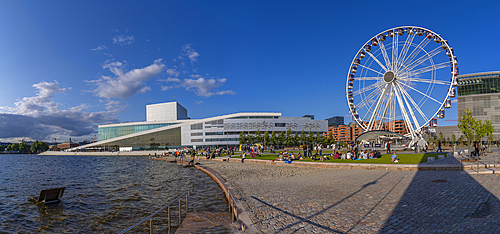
[0,154,228,233]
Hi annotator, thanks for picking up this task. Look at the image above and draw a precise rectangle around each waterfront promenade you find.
[201,158,500,233]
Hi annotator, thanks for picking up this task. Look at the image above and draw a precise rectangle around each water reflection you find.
[0,154,227,233]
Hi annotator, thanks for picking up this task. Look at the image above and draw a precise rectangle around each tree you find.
[458,108,478,155]
[239,132,247,145]
[300,130,306,145]
[255,129,262,143]
[451,134,456,143]
[7,143,19,152]
[293,132,300,146]
[307,130,314,144]
[277,132,285,147]
[270,131,278,146]
[263,131,270,146]
[285,128,293,146]
[458,135,464,146]
[327,131,334,145]
[19,143,30,153]
[438,132,444,143]
[479,119,494,145]
[316,132,324,145]
[31,141,49,153]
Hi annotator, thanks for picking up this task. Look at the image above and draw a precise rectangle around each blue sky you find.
[0,0,498,142]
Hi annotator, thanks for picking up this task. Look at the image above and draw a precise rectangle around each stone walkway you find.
[201,160,500,233]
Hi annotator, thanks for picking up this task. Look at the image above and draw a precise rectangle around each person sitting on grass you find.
[391,152,398,163]
[334,151,340,160]
[374,150,381,158]
[290,153,295,160]
[362,151,368,159]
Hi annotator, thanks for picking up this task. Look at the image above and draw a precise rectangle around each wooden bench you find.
[32,187,65,204]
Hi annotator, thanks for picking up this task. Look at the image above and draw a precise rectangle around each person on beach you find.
[242,152,246,163]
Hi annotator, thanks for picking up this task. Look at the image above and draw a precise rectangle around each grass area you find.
[230,152,445,164]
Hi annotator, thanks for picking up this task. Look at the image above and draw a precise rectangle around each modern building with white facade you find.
[73,102,328,151]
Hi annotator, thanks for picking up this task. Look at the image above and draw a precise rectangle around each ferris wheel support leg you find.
[408,135,428,152]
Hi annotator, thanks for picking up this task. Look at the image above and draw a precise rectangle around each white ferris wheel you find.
[346,26,458,144]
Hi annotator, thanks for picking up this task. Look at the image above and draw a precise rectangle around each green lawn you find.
[230,152,444,164]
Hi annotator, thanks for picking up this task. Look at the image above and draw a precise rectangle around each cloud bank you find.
[0,81,117,141]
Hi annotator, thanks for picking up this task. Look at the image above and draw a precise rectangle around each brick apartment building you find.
[323,120,411,142]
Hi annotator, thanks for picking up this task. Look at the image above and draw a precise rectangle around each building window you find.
[494,115,500,124]
[206,132,224,135]
[275,123,286,127]
[191,139,203,142]
[191,123,203,130]
[191,132,203,136]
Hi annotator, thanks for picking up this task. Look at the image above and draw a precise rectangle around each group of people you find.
[337,150,383,160]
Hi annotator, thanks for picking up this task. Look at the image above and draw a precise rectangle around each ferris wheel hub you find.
[383,71,396,83]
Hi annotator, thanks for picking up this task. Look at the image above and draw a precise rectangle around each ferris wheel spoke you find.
[366,52,388,72]
[378,40,393,70]
[353,81,384,96]
[395,82,421,130]
[393,84,415,137]
[403,47,443,73]
[392,34,398,71]
[354,76,381,81]
[398,81,442,104]
[398,83,430,124]
[367,84,389,131]
[357,84,385,109]
[399,61,450,78]
[357,64,385,76]
[378,85,394,130]
[395,33,416,73]
[400,36,432,71]
[401,77,450,85]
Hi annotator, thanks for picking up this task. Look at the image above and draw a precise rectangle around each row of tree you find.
[239,129,344,147]
[0,141,49,153]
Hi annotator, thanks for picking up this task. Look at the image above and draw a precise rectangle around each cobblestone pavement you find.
[422,147,499,167]
[202,161,500,233]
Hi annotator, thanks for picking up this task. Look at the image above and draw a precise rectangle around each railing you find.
[120,190,189,234]
[227,188,238,223]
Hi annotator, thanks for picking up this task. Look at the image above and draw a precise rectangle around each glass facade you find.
[457,73,500,96]
[97,123,177,141]
[99,127,181,148]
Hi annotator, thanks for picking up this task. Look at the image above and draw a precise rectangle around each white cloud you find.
[181,44,200,62]
[89,59,165,99]
[91,45,108,51]
[451,99,458,103]
[112,35,135,46]
[0,81,117,141]
[161,85,174,91]
[166,68,180,77]
[196,101,203,105]
[162,77,235,97]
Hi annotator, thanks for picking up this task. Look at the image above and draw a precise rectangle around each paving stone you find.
[200,148,500,234]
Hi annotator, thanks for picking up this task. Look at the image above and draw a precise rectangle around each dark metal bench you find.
[33,187,66,204]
